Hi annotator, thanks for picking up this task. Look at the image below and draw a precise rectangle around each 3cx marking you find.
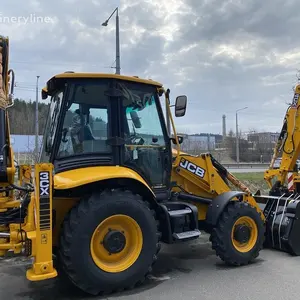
[39,171,50,197]
[179,158,206,178]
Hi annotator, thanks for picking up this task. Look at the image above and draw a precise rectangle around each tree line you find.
[7,99,49,135]
[7,99,106,136]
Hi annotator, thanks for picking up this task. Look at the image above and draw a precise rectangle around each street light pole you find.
[115,9,120,75]
[35,75,40,161]
[235,106,248,165]
[102,7,121,75]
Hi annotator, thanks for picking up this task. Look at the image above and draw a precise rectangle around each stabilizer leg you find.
[26,163,57,281]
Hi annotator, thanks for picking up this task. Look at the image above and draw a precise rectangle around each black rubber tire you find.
[58,188,161,295]
[210,201,265,266]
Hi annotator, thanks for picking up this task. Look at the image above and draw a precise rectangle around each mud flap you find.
[206,191,245,227]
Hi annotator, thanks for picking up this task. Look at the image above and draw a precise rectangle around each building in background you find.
[181,134,217,152]
[247,132,280,148]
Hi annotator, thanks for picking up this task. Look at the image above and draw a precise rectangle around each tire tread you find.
[210,201,265,266]
[58,188,161,295]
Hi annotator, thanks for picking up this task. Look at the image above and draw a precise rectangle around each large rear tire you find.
[58,189,161,295]
[210,201,265,266]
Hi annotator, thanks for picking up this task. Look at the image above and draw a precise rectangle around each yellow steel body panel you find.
[52,197,79,246]
[52,72,163,86]
[54,165,153,193]
[43,73,163,98]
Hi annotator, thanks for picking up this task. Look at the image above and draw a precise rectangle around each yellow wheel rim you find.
[231,216,258,253]
[90,214,143,273]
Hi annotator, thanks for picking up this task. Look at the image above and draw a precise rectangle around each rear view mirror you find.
[130,111,141,128]
[175,95,187,117]
[41,87,48,100]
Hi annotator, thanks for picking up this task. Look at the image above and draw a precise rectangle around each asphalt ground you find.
[0,233,299,300]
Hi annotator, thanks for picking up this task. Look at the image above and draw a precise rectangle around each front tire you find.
[210,201,265,266]
[58,189,161,295]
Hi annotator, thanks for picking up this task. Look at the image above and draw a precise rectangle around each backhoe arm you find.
[265,84,300,189]
[0,35,15,184]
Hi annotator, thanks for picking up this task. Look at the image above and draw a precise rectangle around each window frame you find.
[117,80,172,189]
[49,78,119,173]
[39,89,64,162]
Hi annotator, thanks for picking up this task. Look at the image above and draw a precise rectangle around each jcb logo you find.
[39,171,50,197]
[179,159,205,178]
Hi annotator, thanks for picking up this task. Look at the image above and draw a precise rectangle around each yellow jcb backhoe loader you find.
[0,34,268,295]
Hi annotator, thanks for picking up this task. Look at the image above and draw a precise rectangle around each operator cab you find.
[40,73,187,194]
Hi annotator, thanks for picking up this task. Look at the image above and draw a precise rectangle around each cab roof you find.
[48,72,163,87]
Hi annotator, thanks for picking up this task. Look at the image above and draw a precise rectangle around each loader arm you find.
[264,84,300,191]
[166,97,263,222]
[170,149,262,218]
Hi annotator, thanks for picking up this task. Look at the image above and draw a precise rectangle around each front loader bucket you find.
[255,194,300,255]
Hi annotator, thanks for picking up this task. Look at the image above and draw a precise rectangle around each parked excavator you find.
[0,32,297,296]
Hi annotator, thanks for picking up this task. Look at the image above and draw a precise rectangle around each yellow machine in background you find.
[257,85,300,255]
[0,33,271,296]
[0,35,57,280]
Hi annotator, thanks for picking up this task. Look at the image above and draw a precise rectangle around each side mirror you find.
[175,95,187,117]
[171,135,184,145]
[130,111,141,128]
[41,87,48,100]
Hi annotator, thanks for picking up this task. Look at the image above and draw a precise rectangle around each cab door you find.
[121,91,171,191]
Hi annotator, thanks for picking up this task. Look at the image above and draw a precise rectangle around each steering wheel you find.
[131,136,145,145]
[125,133,144,145]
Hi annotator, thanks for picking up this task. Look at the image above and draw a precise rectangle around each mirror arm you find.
[164,91,181,164]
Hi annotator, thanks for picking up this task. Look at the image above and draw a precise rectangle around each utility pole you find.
[115,8,120,75]
[35,75,40,161]
[236,107,248,165]
[102,7,121,75]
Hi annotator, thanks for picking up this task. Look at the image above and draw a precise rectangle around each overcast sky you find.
[1,0,300,135]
